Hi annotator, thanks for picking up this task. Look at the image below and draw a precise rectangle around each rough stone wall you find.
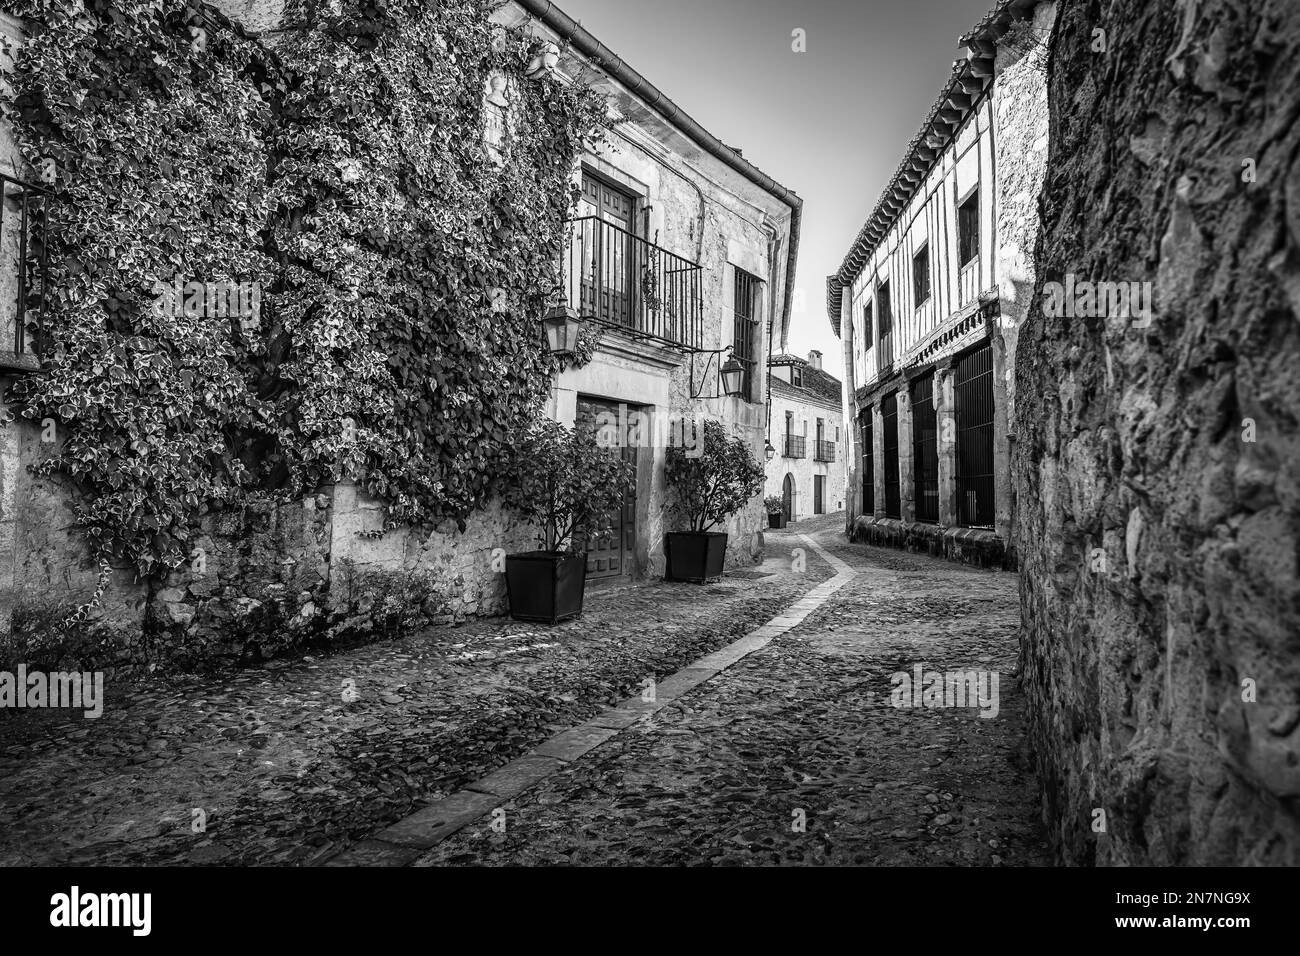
[1015,0,1300,864]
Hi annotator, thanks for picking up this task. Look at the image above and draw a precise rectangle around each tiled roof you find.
[770,366,843,410]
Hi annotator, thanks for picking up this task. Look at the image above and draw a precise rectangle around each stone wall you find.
[1015,0,1300,864]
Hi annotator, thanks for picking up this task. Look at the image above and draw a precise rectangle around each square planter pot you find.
[768,511,787,529]
[505,551,587,624]
[664,531,728,583]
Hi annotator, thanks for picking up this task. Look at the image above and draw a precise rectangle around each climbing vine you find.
[2,0,610,576]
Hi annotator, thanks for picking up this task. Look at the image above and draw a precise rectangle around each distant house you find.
[766,350,845,523]
[826,0,1056,568]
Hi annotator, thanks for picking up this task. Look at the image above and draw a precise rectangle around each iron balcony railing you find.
[814,439,836,462]
[783,434,806,459]
[0,172,51,371]
[563,216,703,349]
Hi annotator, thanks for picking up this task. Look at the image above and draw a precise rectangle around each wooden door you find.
[782,473,795,522]
[814,475,825,515]
[578,172,635,327]
[574,396,638,580]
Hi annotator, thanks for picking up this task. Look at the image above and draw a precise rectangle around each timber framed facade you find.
[827,0,1057,569]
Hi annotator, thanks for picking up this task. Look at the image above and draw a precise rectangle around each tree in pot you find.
[764,494,786,529]
[501,420,634,623]
[663,419,765,583]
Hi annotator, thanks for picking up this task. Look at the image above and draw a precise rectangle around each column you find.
[935,366,957,527]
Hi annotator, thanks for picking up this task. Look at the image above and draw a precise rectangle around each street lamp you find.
[720,355,746,398]
[541,294,583,358]
[764,440,776,462]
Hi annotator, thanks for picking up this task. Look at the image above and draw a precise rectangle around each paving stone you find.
[464,756,564,799]
[532,724,622,762]
[324,839,422,867]
[375,791,502,848]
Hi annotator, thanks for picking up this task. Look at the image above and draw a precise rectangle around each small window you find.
[958,191,979,267]
[732,268,761,401]
[863,300,873,350]
[913,243,931,307]
[791,366,802,388]
[877,280,893,340]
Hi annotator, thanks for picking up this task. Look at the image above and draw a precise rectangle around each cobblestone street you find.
[0,515,1048,866]
[0,523,836,866]
[413,520,1049,865]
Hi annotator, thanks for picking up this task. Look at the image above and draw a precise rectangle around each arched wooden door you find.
[782,472,795,522]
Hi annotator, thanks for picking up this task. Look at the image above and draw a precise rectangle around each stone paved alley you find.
[0,516,1048,866]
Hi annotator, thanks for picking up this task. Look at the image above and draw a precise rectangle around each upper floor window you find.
[862,300,873,350]
[732,267,761,402]
[913,243,931,307]
[791,365,803,388]
[877,279,894,368]
[958,190,979,267]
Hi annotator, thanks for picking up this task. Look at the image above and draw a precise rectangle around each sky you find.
[555,0,997,379]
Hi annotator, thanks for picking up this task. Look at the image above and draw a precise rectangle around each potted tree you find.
[663,419,765,583]
[501,420,633,624]
[765,494,786,529]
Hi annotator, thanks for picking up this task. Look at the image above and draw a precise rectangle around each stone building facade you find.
[827,0,1056,569]
[0,0,800,670]
[766,350,846,523]
[499,0,802,583]
[1016,0,1300,864]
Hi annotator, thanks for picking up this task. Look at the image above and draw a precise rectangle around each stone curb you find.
[321,532,857,867]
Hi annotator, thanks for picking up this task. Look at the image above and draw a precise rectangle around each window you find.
[911,375,938,523]
[783,410,805,458]
[955,344,995,527]
[882,391,900,519]
[791,365,803,388]
[958,190,979,267]
[576,170,637,327]
[913,243,931,307]
[732,268,761,401]
[860,411,874,516]
[863,300,873,349]
[877,280,893,369]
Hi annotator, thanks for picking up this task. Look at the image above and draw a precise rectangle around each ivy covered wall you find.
[0,0,609,668]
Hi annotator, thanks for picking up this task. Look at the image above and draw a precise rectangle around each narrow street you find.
[411,518,1049,865]
[0,516,1046,866]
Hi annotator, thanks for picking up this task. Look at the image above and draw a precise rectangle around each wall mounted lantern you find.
[541,293,583,358]
[719,355,746,398]
[764,440,776,462]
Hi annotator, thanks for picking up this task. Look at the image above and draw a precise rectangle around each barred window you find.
[732,268,761,401]
[955,344,995,527]
[882,391,900,519]
[911,375,938,523]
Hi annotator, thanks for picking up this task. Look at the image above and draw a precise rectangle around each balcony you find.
[0,172,51,372]
[783,434,806,459]
[563,216,703,350]
[814,439,836,462]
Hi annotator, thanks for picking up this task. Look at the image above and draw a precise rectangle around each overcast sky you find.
[555,0,996,378]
